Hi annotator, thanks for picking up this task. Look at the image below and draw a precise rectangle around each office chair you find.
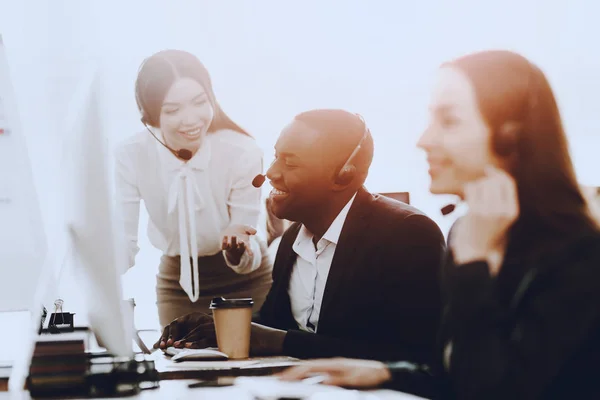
[379,192,410,205]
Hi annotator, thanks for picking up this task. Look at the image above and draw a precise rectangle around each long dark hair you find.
[135,49,250,136]
[446,50,598,242]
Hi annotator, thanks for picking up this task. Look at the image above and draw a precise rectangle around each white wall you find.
[1,0,599,331]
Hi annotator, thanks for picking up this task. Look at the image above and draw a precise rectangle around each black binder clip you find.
[48,299,75,333]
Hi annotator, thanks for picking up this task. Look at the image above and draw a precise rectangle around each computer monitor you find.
[62,68,133,358]
[10,68,133,391]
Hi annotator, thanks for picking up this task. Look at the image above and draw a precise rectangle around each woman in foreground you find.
[278,50,600,399]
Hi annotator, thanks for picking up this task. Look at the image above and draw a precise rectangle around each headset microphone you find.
[143,122,193,161]
[174,148,193,161]
[252,174,266,188]
[252,159,276,188]
[441,203,456,216]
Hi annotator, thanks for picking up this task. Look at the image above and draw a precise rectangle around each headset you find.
[135,70,193,161]
[492,59,538,158]
[252,113,370,188]
[443,58,539,216]
[141,118,193,161]
[335,113,370,186]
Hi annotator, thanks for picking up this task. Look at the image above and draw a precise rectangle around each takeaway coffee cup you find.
[209,297,254,359]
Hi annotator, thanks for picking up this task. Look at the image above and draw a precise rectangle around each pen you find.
[188,376,236,388]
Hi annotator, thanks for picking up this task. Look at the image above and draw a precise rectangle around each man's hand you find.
[249,323,287,356]
[153,312,217,350]
[221,224,257,265]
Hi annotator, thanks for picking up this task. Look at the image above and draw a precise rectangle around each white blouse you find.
[114,128,263,302]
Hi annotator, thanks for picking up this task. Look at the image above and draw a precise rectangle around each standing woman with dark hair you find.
[115,49,272,329]
[278,50,600,399]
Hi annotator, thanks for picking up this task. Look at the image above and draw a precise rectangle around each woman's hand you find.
[452,166,519,275]
[276,358,392,388]
[221,224,257,265]
[153,312,217,350]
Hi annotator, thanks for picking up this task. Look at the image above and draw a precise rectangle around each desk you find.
[1,379,428,399]
[1,354,429,399]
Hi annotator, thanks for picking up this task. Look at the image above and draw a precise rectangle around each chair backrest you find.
[581,185,600,225]
[379,192,410,205]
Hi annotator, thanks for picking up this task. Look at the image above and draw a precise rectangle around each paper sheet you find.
[234,376,367,399]
[162,360,260,370]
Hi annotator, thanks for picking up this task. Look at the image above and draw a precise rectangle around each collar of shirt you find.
[293,192,358,259]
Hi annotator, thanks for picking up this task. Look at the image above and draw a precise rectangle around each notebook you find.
[164,347,229,362]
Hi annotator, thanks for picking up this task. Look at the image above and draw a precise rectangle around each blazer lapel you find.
[273,223,301,291]
[269,223,301,329]
[318,188,374,330]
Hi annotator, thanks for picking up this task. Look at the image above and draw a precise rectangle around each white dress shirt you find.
[288,193,357,333]
[115,129,263,302]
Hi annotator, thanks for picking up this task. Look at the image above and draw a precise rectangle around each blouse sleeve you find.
[114,144,141,269]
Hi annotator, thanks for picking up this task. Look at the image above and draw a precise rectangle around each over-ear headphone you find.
[135,77,153,127]
[491,59,538,158]
[334,114,370,186]
[140,113,150,126]
[335,165,356,186]
[493,120,521,157]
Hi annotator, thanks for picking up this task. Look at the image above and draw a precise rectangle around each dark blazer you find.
[387,222,600,399]
[257,187,446,364]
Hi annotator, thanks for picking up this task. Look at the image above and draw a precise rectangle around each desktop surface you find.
[2,378,428,400]
[1,349,428,399]
[0,315,428,399]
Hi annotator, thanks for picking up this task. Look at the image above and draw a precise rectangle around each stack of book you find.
[26,331,90,397]
[0,362,10,391]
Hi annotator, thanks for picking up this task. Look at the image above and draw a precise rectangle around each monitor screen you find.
[63,69,133,358]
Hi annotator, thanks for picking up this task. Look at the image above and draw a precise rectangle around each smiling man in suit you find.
[155,109,446,365]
